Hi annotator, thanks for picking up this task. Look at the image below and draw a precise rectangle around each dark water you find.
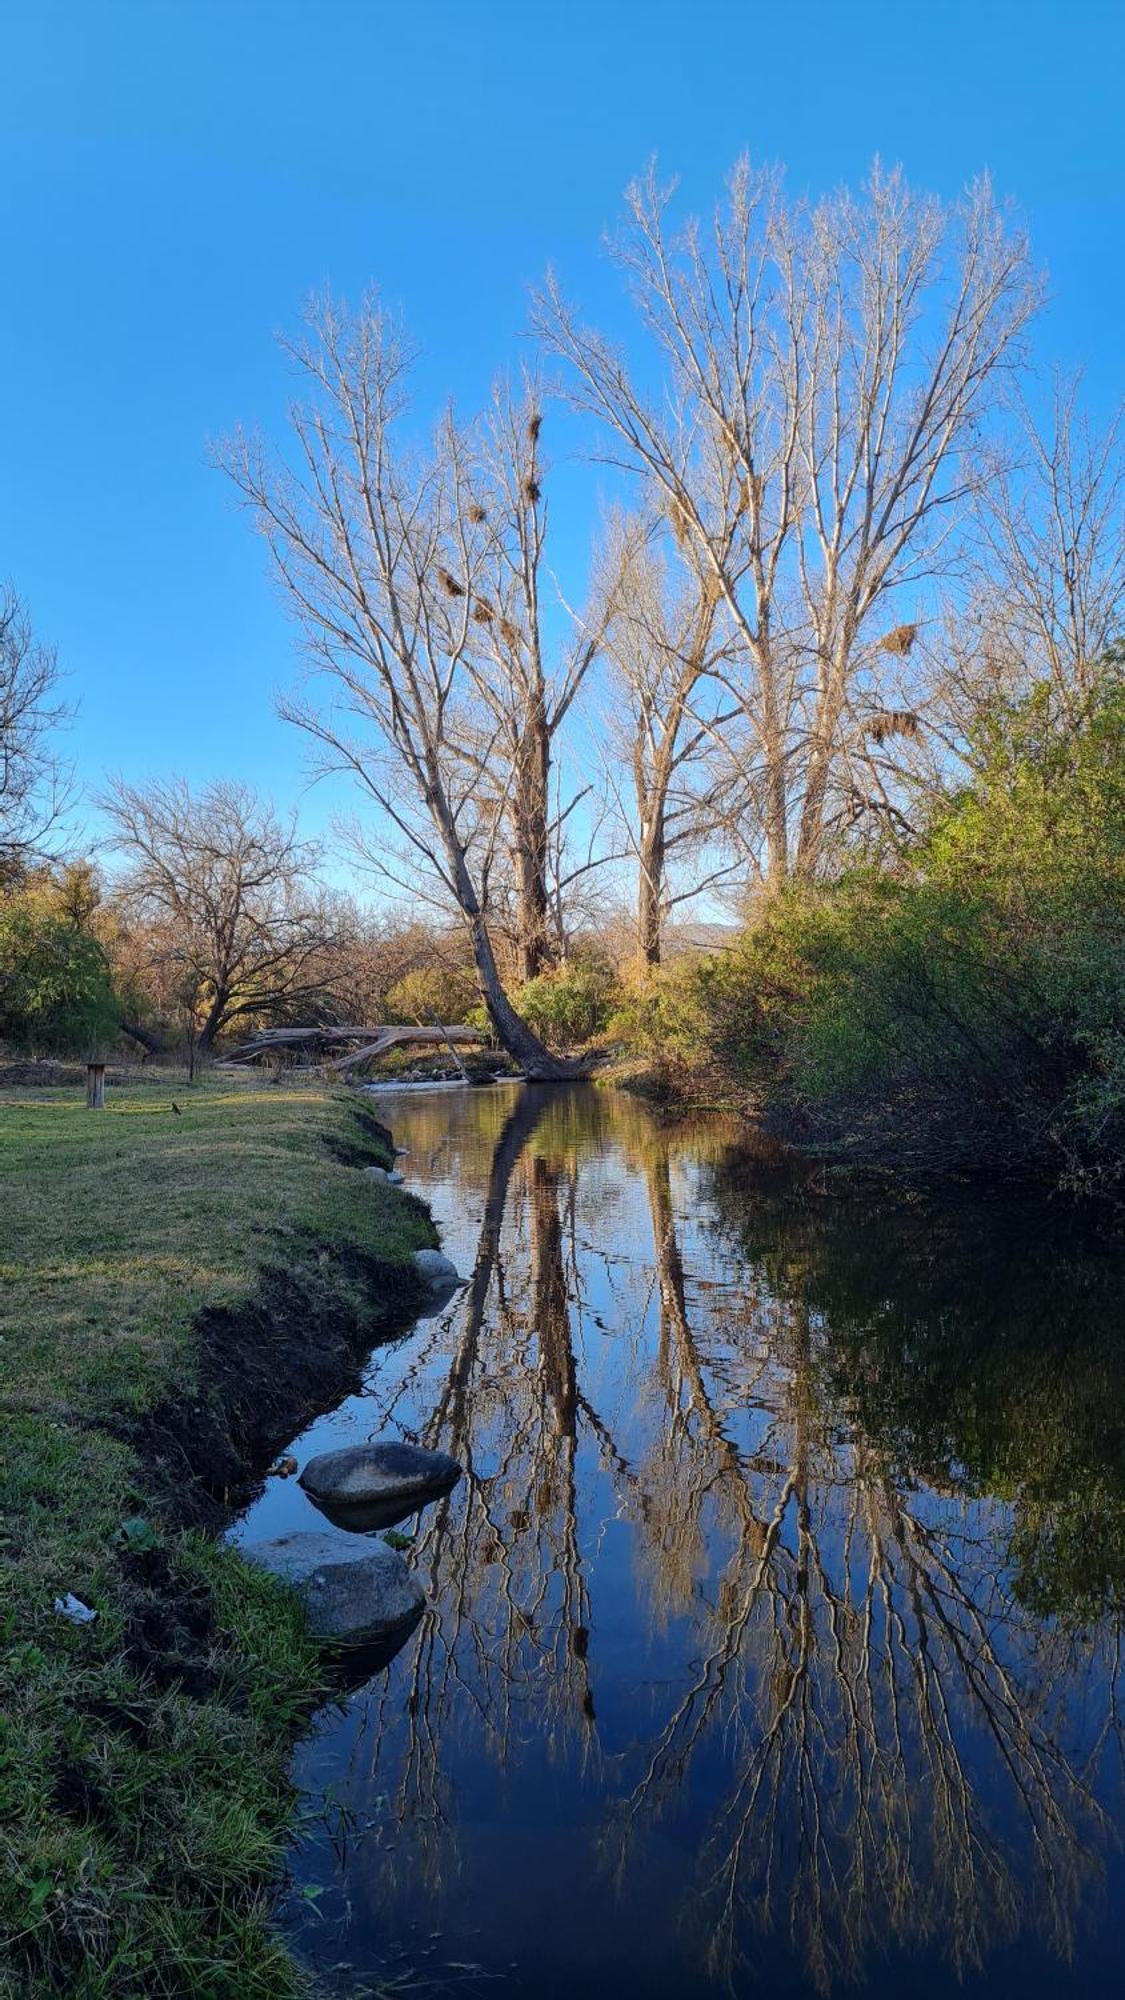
[235,1083,1125,1999]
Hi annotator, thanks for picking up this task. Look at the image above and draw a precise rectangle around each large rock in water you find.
[412,1247,463,1288]
[242,1530,424,1644]
[300,1440,462,1511]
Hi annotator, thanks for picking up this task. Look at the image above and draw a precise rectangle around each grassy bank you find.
[0,1078,436,1997]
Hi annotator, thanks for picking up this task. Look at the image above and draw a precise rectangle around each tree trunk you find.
[468,909,575,1077]
[512,714,553,983]
[440,773,575,1077]
[758,648,790,884]
[197,990,227,1051]
[121,1020,165,1055]
[637,816,666,968]
[795,638,848,875]
[765,757,790,884]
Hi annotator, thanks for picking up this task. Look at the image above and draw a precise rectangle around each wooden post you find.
[85,1063,106,1109]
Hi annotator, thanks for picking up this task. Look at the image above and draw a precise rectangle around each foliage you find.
[608,962,711,1068]
[385,960,479,1026]
[0,874,121,1055]
[513,956,622,1050]
[617,671,1125,1187]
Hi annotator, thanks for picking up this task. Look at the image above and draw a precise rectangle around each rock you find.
[413,1247,464,1288]
[242,1530,424,1644]
[387,1169,405,1185]
[364,1165,390,1182]
[299,1440,462,1512]
[269,1454,298,1478]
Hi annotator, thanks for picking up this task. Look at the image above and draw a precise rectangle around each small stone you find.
[412,1247,463,1288]
[364,1165,390,1183]
[300,1440,462,1511]
[242,1531,424,1643]
[386,1169,405,1184]
[269,1455,299,1478]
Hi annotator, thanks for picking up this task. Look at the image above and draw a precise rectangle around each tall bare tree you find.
[951,379,1125,738]
[101,775,334,1050]
[0,586,71,881]
[468,383,606,980]
[535,159,1041,882]
[600,520,741,964]
[219,299,575,1075]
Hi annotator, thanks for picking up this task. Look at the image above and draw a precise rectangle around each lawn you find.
[0,1076,435,1997]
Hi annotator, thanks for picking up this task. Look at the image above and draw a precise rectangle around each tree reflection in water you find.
[284,1085,1125,1998]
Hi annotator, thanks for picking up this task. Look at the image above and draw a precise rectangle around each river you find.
[233,1081,1125,1998]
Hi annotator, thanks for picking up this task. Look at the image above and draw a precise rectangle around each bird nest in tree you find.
[669,498,692,549]
[880,622,918,656]
[865,707,922,745]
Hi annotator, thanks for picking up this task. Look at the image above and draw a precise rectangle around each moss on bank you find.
[0,1079,436,1997]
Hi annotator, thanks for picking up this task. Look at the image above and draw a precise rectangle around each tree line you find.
[2,156,1123,1114]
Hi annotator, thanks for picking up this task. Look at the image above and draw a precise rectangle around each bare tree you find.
[600,518,743,965]
[0,586,71,880]
[467,382,607,980]
[945,378,1125,745]
[219,299,578,1076]
[535,158,1040,882]
[101,775,335,1050]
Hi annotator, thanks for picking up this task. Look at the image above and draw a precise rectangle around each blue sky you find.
[2,0,1123,883]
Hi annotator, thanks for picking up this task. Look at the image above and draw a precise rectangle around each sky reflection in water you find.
[236,1083,1125,1999]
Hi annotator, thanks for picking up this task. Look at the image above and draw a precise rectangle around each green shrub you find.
[0,897,122,1054]
[384,961,478,1025]
[609,961,722,1071]
[515,957,622,1050]
[614,670,1125,1187]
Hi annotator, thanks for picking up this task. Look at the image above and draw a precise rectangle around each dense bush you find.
[618,673,1125,1188]
[514,956,622,1051]
[384,961,479,1025]
[0,886,121,1054]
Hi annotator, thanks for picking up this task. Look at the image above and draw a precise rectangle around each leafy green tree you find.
[0,888,121,1054]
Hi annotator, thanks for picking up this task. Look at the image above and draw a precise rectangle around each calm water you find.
[235,1083,1125,1998]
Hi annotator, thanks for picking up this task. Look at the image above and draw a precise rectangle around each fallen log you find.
[218,1023,485,1069]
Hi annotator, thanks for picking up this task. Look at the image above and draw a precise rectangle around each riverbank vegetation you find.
[612,665,1125,1191]
[0,1079,435,1996]
[2,158,1123,1181]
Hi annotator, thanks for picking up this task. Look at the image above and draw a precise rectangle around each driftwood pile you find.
[218,1024,485,1074]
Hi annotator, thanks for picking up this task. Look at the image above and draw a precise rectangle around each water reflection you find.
[266,1085,1125,1999]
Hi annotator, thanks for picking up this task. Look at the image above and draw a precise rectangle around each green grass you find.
[0,1077,436,1997]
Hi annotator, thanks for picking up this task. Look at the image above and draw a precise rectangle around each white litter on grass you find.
[55,1593,98,1625]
